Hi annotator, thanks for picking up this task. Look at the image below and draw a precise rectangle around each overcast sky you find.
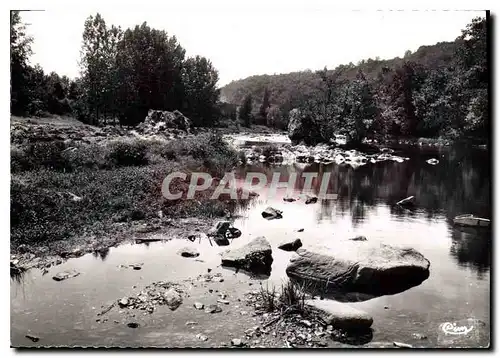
[20,8,485,86]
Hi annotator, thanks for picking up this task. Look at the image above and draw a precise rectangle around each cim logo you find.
[440,322,474,336]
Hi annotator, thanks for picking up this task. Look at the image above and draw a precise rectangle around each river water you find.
[11,142,491,348]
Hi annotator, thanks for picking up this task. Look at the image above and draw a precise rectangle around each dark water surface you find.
[11,144,491,347]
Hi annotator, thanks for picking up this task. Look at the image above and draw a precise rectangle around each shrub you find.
[105,140,149,167]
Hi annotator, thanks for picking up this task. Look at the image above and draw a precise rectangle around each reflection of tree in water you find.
[450,228,491,279]
[235,145,489,231]
[92,247,110,261]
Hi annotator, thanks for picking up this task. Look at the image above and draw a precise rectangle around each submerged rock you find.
[221,236,273,274]
[283,197,297,202]
[178,247,200,258]
[304,299,373,329]
[286,243,430,299]
[52,269,80,282]
[278,238,303,252]
[261,207,283,220]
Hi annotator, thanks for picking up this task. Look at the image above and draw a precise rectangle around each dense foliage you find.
[222,16,488,142]
[10,11,221,127]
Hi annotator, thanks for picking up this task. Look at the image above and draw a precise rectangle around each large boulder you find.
[139,109,192,134]
[287,109,323,146]
[304,299,373,329]
[221,236,273,274]
[286,243,430,299]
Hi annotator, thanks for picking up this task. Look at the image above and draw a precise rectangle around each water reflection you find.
[235,144,490,276]
[450,228,491,279]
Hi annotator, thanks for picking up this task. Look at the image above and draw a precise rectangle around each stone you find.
[207,221,231,237]
[178,247,200,258]
[396,196,415,206]
[127,322,139,329]
[140,109,192,134]
[393,341,413,348]
[261,207,283,220]
[297,228,304,232]
[221,236,273,274]
[25,334,40,342]
[217,299,230,305]
[163,288,183,311]
[196,333,208,341]
[305,196,318,204]
[278,238,303,252]
[349,236,367,242]
[286,243,430,298]
[304,299,373,329]
[52,269,80,282]
[283,197,297,202]
[194,302,204,310]
[204,304,222,314]
[118,297,129,307]
[231,338,244,347]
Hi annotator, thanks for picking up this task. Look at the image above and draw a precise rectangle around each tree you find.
[10,11,34,115]
[257,87,271,125]
[454,16,488,137]
[80,13,122,124]
[181,56,220,127]
[114,22,185,125]
[343,70,378,143]
[238,94,253,127]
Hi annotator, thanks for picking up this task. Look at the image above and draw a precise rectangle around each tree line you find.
[10,11,221,127]
[227,16,488,142]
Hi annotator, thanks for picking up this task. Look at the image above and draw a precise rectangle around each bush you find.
[106,140,149,167]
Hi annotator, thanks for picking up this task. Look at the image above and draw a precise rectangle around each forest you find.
[11,11,488,143]
[222,17,488,143]
[10,11,220,127]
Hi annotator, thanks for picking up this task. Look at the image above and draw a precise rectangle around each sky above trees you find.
[22,7,484,86]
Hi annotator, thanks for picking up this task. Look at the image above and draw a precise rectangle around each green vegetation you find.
[258,281,307,314]
[222,16,488,143]
[10,133,245,248]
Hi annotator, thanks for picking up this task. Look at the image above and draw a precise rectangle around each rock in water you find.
[221,236,273,274]
[52,269,80,281]
[194,302,204,310]
[261,207,283,220]
[178,247,200,258]
[288,108,323,145]
[163,288,183,310]
[305,196,318,204]
[207,221,231,237]
[278,238,303,252]
[286,243,430,298]
[283,197,297,202]
[396,196,415,206]
[304,299,373,329]
[349,236,367,242]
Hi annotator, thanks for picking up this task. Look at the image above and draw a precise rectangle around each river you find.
[11,140,491,348]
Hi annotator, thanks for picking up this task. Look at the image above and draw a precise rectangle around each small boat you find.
[453,214,490,228]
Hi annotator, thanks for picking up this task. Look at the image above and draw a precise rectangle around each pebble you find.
[231,338,244,347]
[217,299,230,305]
[393,341,413,348]
[194,302,204,310]
[127,322,139,329]
[196,334,208,341]
[25,334,40,342]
